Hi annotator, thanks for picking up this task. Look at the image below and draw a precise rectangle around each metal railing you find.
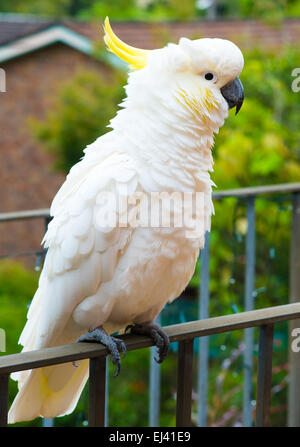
[0,182,300,426]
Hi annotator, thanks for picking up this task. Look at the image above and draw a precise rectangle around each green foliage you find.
[203,44,300,320]
[0,0,198,20]
[214,45,300,187]
[31,70,126,173]
[0,0,95,17]
[0,261,41,426]
[83,0,197,21]
[0,260,39,356]
[215,0,300,20]
[1,0,300,20]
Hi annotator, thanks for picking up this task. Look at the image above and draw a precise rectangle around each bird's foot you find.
[76,327,126,376]
[126,323,169,364]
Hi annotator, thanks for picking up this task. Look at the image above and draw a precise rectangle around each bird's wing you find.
[19,139,140,352]
[9,141,144,422]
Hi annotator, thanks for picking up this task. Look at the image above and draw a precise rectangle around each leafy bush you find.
[0,260,39,356]
[2,0,300,20]
[31,70,126,173]
[0,261,40,426]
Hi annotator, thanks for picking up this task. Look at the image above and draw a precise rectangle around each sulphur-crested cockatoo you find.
[9,17,244,423]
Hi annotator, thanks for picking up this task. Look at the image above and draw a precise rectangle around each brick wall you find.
[0,43,111,267]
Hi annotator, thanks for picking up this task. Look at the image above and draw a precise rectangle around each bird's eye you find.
[204,72,216,81]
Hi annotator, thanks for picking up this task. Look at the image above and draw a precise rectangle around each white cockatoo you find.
[8,17,244,423]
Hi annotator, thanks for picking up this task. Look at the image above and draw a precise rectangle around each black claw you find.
[109,348,121,377]
[128,323,170,364]
[112,337,127,358]
[76,327,126,376]
[113,361,121,377]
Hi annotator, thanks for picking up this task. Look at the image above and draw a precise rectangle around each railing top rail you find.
[0,209,50,223]
[1,183,299,222]
[0,302,299,375]
[213,182,300,200]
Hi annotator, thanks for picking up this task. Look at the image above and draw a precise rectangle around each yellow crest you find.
[103,17,150,70]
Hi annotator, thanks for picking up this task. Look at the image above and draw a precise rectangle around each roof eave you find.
[0,25,93,63]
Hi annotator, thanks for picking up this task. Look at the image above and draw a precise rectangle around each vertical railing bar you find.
[243,196,256,426]
[255,324,274,427]
[105,356,109,427]
[43,417,54,427]
[288,191,300,426]
[149,315,161,427]
[176,339,194,427]
[0,374,9,427]
[149,345,161,426]
[197,231,210,427]
[88,355,106,427]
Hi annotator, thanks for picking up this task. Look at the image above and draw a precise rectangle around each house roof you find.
[0,13,299,64]
[0,14,57,45]
[0,14,95,63]
[0,24,93,63]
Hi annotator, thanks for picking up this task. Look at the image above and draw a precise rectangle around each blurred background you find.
[0,0,299,427]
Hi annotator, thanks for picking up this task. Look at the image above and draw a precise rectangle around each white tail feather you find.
[8,360,89,423]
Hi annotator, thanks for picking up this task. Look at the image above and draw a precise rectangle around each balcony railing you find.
[0,302,300,427]
[0,182,299,427]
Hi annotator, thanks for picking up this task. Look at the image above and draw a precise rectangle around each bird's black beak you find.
[220,77,244,115]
